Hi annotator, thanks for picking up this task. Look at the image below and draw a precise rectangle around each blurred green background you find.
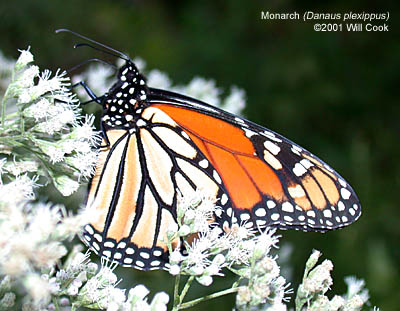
[1,0,398,309]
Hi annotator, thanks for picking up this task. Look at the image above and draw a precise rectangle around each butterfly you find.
[71,38,361,271]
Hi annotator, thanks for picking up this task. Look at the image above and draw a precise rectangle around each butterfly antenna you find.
[73,43,128,62]
[55,28,130,61]
[66,58,117,74]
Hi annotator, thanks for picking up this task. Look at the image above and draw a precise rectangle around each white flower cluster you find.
[295,250,373,311]
[0,48,101,197]
[61,253,169,311]
[234,228,291,311]
[164,189,290,310]
[0,248,169,311]
[0,199,91,309]
[0,49,168,311]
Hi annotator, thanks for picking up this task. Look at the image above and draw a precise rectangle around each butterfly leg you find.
[71,81,110,147]
[99,120,111,148]
[71,81,104,105]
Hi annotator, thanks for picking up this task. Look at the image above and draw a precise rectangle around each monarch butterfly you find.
[61,30,361,271]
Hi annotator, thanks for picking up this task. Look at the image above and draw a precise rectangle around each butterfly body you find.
[82,60,361,270]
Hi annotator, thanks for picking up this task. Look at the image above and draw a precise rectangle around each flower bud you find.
[150,292,169,310]
[169,265,181,276]
[129,284,150,300]
[15,49,34,71]
[196,275,213,286]
[0,292,16,308]
[178,224,191,237]
[306,249,321,271]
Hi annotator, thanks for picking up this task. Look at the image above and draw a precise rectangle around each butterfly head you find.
[101,60,148,129]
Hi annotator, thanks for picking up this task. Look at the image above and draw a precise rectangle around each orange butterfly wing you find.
[150,98,361,232]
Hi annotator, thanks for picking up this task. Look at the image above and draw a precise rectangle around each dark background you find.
[1,0,398,310]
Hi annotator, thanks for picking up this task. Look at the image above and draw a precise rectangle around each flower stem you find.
[173,274,181,309]
[52,297,60,311]
[178,286,242,310]
[1,87,10,127]
[179,275,194,304]
[172,275,195,311]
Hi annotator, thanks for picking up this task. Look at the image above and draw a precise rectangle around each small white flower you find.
[205,264,220,276]
[65,150,98,179]
[107,287,126,306]
[189,265,205,276]
[196,275,213,286]
[343,295,364,310]
[150,292,169,311]
[344,276,367,299]
[24,98,51,120]
[97,266,118,286]
[147,70,172,89]
[106,301,119,311]
[64,140,92,154]
[47,146,66,163]
[72,114,101,146]
[230,223,255,241]
[307,249,321,270]
[303,259,333,294]
[183,237,211,272]
[15,65,39,89]
[37,69,66,94]
[24,273,51,304]
[35,116,67,135]
[178,224,191,236]
[227,242,251,266]
[15,48,34,70]
[129,284,150,300]
[166,223,178,236]
[28,204,60,239]
[169,264,181,276]
[58,108,77,125]
[13,174,39,199]
[183,209,195,223]
[53,175,80,196]
[213,254,226,266]
[132,57,146,72]
[67,284,79,296]
[268,302,287,311]
[170,250,183,264]
[173,77,221,106]
[0,292,16,308]
[257,256,280,278]
[253,228,279,259]
[5,159,38,176]
[330,295,345,310]
[237,287,252,305]
[222,86,246,115]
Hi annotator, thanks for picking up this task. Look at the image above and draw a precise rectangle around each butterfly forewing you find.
[148,91,361,232]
